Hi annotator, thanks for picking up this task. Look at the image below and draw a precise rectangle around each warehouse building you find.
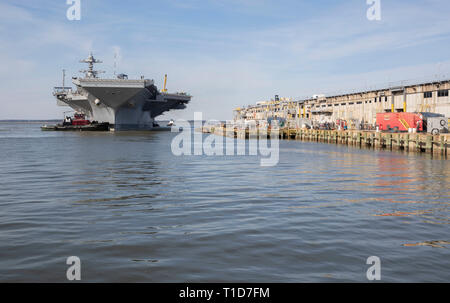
[234,80,450,128]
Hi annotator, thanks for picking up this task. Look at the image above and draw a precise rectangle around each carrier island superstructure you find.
[53,53,191,130]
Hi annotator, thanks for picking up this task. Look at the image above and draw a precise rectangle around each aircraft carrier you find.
[53,53,191,130]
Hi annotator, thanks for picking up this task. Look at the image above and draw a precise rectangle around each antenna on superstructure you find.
[80,52,105,78]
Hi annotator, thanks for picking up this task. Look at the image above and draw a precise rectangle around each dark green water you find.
[0,123,449,282]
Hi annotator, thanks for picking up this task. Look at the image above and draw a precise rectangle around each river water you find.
[0,122,449,282]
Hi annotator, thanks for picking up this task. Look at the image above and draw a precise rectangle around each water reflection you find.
[1,124,450,282]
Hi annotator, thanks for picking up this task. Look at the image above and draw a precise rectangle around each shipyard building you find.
[234,80,450,129]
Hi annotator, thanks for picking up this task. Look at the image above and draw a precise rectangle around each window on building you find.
[424,91,432,98]
[438,90,449,97]
[385,97,388,102]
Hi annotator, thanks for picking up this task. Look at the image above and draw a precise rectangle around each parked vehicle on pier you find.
[267,117,286,127]
[421,112,448,135]
[336,119,348,130]
[376,112,423,132]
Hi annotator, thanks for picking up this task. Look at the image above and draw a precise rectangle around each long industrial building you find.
[234,79,450,128]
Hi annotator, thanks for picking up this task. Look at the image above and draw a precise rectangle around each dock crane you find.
[161,74,168,93]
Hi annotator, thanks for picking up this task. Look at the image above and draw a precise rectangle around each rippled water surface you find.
[0,122,449,282]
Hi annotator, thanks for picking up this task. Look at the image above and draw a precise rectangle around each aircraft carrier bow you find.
[53,53,191,130]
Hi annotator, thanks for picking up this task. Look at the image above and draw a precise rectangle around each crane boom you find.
[162,74,168,92]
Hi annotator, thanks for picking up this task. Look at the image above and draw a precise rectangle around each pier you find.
[201,126,450,156]
[223,78,450,157]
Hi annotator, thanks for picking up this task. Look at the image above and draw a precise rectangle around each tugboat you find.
[41,112,110,131]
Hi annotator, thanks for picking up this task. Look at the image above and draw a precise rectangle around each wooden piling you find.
[204,126,449,156]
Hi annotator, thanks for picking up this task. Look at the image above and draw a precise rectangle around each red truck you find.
[376,112,423,132]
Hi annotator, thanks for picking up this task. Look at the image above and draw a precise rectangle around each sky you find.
[0,0,450,120]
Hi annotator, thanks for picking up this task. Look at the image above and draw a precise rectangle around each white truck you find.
[421,112,448,135]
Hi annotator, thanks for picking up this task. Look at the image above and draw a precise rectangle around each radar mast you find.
[79,52,105,78]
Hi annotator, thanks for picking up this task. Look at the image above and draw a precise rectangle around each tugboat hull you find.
[41,123,110,131]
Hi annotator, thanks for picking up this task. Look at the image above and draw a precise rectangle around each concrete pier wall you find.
[202,126,450,156]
